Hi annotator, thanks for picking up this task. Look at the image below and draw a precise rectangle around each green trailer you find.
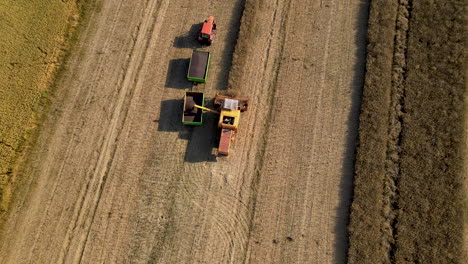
[183,91,205,125]
[187,49,210,83]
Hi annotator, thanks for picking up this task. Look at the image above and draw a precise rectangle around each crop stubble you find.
[0,0,367,263]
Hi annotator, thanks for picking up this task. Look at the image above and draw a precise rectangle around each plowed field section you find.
[0,0,368,263]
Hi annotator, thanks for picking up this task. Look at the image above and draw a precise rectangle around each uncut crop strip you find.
[347,0,398,262]
[393,1,464,262]
[348,0,465,263]
[0,1,80,213]
[0,1,100,231]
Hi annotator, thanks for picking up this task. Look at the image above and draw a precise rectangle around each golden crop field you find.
[348,0,465,263]
[0,0,80,212]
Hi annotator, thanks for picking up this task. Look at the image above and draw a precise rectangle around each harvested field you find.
[348,0,466,263]
[0,0,80,212]
[0,0,367,263]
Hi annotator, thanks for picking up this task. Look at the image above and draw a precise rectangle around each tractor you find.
[198,16,217,45]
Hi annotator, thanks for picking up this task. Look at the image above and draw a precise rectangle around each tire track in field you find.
[254,1,334,260]
[56,0,167,262]
[313,1,357,262]
[243,0,365,262]
[24,1,128,262]
[241,0,292,261]
[289,3,335,261]
[320,3,352,261]
[298,1,359,261]
[297,0,334,247]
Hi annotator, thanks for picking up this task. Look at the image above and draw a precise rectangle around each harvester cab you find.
[217,98,241,132]
[198,16,216,45]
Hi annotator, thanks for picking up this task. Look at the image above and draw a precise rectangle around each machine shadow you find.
[165,58,192,89]
[184,112,218,163]
[155,99,189,138]
[173,23,204,49]
[333,2,369,263]
[155,99,217,162]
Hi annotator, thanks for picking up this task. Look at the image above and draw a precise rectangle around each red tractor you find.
[198,16,217,45]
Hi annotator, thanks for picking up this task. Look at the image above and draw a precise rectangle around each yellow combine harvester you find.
[190,94,248,156]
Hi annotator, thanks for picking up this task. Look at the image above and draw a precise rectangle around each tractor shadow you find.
[173,23,204,49]
[155,99,217,162]
[165,58,192,89]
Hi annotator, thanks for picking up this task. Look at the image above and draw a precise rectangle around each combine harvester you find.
[183,93,248,157]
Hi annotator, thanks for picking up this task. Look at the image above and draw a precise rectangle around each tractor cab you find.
[198,16,216,45]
